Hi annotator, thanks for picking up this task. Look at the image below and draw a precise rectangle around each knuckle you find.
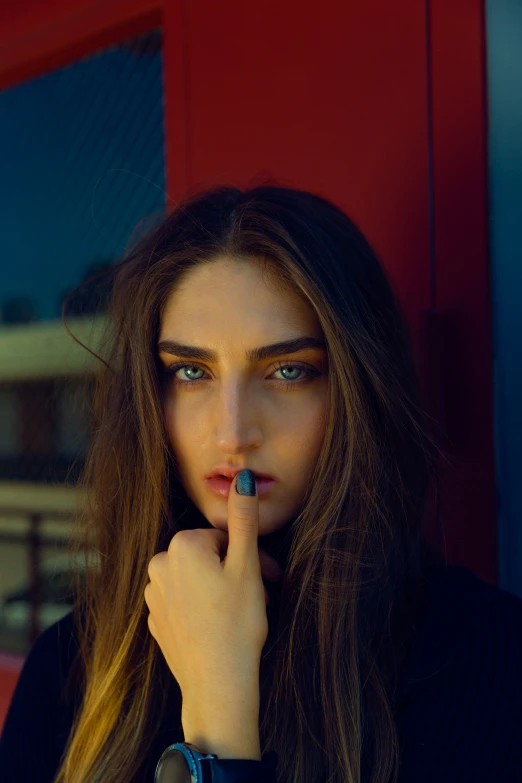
[168,529,191,552]
[148,550,167,580]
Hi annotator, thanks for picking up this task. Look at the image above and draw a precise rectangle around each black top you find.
[1,562,522,782]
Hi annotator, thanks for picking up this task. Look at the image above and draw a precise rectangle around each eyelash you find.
[163,361,321,391]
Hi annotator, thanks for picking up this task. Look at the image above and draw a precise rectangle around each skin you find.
[151,256,329,758]
[158,255,329,542]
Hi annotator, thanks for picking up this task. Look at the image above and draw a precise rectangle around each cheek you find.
[163,398,185,449]
[282,397,327,450]
[163,399,209,462]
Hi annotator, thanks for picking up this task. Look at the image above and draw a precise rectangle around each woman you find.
[1,183,521,783]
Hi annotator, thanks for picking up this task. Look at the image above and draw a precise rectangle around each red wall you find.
[0,0,494,577]
[429,0,494,574]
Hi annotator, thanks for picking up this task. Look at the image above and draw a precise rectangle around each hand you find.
[144,469,284,744]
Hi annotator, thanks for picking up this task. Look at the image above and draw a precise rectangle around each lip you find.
[206,466,275,481]
[205,475,275,498]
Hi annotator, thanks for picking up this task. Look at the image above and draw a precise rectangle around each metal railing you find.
[0,506,82,646]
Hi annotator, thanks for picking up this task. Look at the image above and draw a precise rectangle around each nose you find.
[212,383,263,453]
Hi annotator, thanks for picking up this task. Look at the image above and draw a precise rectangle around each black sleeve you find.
[0,610,78,783]
[396,582,522,783]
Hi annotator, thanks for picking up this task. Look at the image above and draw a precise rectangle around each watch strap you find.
[199,751,279,783]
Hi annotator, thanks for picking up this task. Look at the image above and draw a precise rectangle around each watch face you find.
[155,748,193,783]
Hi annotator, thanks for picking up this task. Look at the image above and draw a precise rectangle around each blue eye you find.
[163,361,321,390]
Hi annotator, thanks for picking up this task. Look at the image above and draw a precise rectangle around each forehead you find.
[160,257,320,335]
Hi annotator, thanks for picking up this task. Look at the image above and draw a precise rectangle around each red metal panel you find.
[163,0,190,201]
[429,0,496,584]
[167,0,432,353]
[0,0,161,90]
[163,0,439,550]
[0,0,494,582]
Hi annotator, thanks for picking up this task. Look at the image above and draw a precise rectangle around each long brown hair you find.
[55,182,447,783]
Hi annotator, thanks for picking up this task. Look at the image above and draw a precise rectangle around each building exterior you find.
[0,0,519,726]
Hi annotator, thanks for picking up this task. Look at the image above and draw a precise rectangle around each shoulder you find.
[426,560,522,616]
[3,607,80,715]
[420,562,522,652]
[2,612,78,744]
[401,562,522,687]
[22,608,79,686]
[0,608,82,782]
[32,607,77,651]
[396,564,522,781]
[427,560,522,611]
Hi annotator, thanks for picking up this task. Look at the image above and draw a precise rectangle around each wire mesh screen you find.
[0,28,166,652]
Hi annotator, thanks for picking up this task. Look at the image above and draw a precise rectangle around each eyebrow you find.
[157,336,327,363]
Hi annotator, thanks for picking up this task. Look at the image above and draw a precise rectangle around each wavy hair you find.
[54,182,447,783]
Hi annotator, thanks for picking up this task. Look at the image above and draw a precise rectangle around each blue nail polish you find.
[236,469,257,496]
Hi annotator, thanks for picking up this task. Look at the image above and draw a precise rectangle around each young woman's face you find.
[158,256,329,536]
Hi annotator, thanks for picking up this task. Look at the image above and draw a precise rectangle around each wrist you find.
[181,694,261,760]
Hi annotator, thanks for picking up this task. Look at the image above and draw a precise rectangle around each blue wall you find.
[486,0,522,597]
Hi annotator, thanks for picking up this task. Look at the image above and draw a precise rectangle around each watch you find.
[154,742,216,783]
[154,741,279,783]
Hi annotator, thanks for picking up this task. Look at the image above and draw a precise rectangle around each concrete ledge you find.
[0,315,108,381]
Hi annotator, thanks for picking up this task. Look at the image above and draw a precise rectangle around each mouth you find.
[204,473,276,498]
[206,467,275,481]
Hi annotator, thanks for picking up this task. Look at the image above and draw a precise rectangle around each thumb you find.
[225,469,260,574]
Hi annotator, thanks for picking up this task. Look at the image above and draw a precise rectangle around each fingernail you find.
[236,469,257,496]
